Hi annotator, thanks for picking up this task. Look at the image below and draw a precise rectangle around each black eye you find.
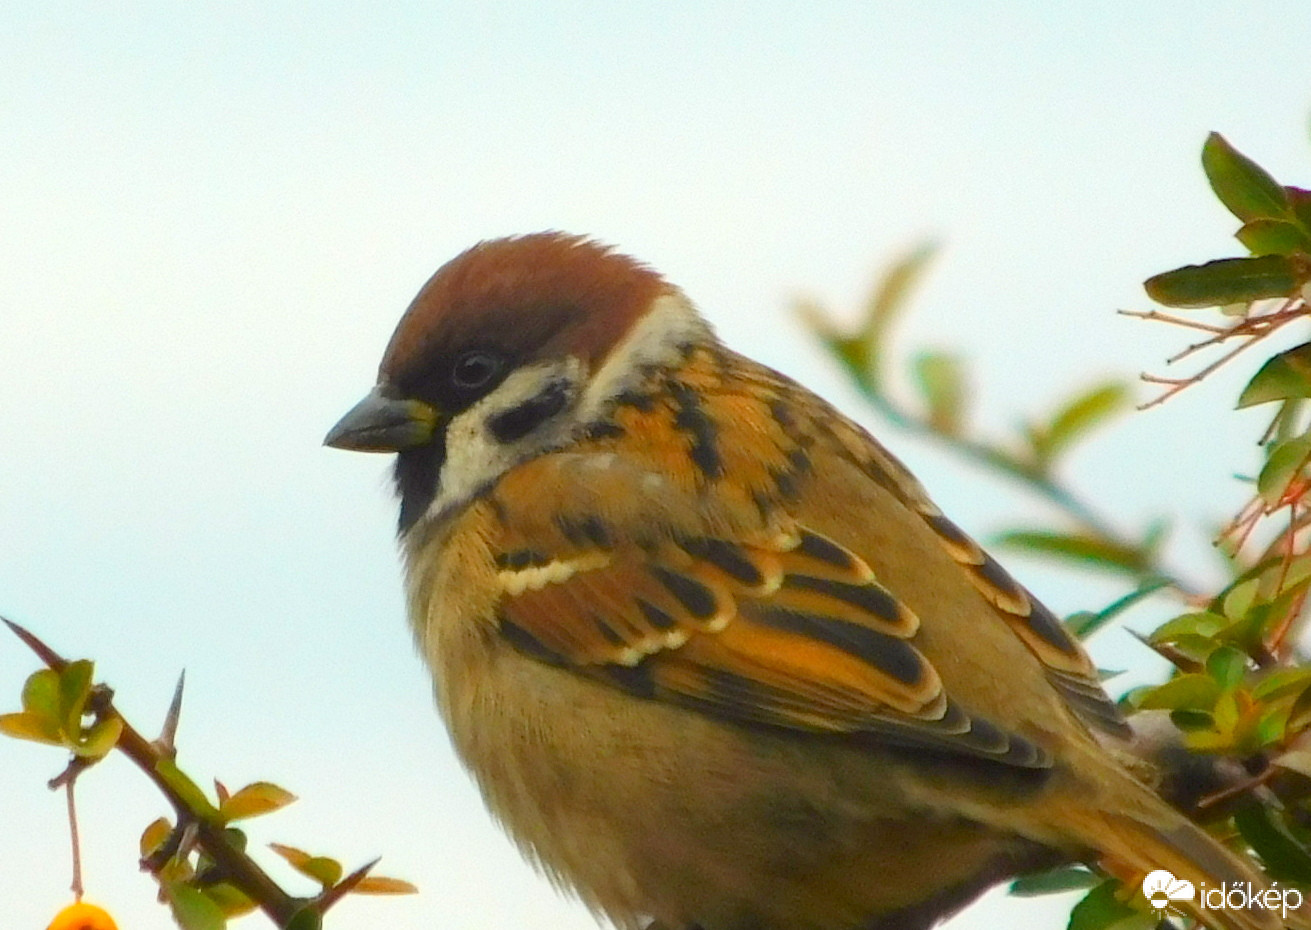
[450,351,503,391]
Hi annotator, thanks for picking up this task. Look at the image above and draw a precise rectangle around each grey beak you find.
[324,388,441,452]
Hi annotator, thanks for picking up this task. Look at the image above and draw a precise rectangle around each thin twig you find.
[1139,334,1269,410]
[1197,764,1276,811]
[67,779,83,900]
[1117,308,1230,334]
[1134,297,1308,409]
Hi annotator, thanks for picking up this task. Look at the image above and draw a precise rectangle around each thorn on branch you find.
[3,616,69,671]
[315,857,381,915]
[155,670,185,757]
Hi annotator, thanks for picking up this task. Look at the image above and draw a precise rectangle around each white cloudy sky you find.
[2,4,1310,929]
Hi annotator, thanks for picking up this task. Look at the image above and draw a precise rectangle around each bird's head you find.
[325,232,713,533]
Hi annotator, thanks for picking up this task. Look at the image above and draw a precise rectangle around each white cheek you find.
[421,360,583,524]
[433,414,513,514]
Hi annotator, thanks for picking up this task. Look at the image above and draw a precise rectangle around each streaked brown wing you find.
[489,482,1052,769]
[782,379,1130,738]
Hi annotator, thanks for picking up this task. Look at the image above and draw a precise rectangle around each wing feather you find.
[470,344,1123,764]
[485,465,1052,769]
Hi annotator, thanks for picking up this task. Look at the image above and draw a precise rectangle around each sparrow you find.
[326,232,1286,930]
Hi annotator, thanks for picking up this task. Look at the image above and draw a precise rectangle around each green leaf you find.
[1272,398,1307,443]
[861,241,939,357]
[1009,866,1100,897]
[1170,708,1216,732]
[1275,548,1311,584]
[1118,685,1154,710]
[1137,674,1221,712]
[911,350,967,435]
[1222,577,1260,621]
[796,298,873,387]
[72,716,123,758]
[165,882,228,930]
[1239,343,1311,408]
[1213,551,1289,601]
[285,907,323,930]
[1206,645,1249,691]
[1150,611,1227,645]
[1063,612,1100,638]
[1065,578,1173,641]
[305,856,343,888]
[224,826,249,853]
[1233,803,1311,885]
[219,781,297,823]
[1289,187,1311,234]
[795,241,938,389]
[204,883,258,918]
[993,530,1147,576]
[1289,682,1311,732]
[1257,436,1311,505]
[1256,700,1292,748]
[20,668,60,719]
[1202,132,1291,222]
[1030,381,1129,466]
[140,817,173,858]
[1067,879,1148,930]
[0,711,64,745]
[159,855,195,885]
[57,659,95,737]
[1144,254,1301,309]
[1253,667,1311,701]
[1220,612,1272,656]
[1237,218,1311,256]
[1205,689,1239,736]
[270,843,343,888]
[1163,634,1224,666]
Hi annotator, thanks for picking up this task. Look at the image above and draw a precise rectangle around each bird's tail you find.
[1060,795,1306,930]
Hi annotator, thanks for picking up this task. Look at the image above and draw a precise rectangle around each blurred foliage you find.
[799,131,1311,929]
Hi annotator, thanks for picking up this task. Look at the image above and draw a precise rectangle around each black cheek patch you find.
[395,433,446,534]
[488,381,570,444]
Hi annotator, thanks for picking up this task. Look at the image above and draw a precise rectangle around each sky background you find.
[3,4,1311,929]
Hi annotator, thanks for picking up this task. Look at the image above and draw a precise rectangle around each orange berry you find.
[47,900,118,930]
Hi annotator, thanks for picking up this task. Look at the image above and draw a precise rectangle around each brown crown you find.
[380,232,670,391]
